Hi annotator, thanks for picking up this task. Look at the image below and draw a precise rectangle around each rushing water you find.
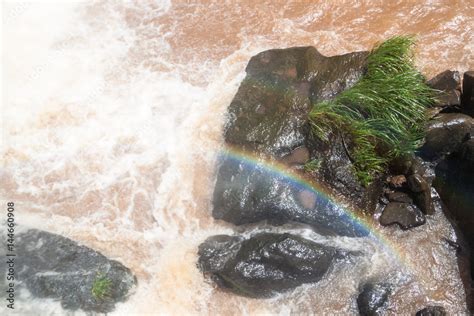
[2,1,474,315]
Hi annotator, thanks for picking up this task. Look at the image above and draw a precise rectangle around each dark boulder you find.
[215,46,379,236]
[6,229,136,313]
[462,71,474,116]
[415,306,447,316]
[420,113,473,160]
[213,154,367,237]
[427,70,461,108]
[224,77,311,157]
[427,70,460,91]
[224,46,367,157]
[434,139,474,276]
[198,233,342,298]
[356,282,392,316]
[379,202,426,229]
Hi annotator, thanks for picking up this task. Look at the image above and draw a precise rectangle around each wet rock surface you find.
[208,55,473,310]
[213,155,367,237]
[279,146,310,166]
[386,191,412,203]
[427,70,461,108]
[407,174,434,215]
[462,71,474,116]
[3,229,136,313]
[356,282,392,316]
[198,233,342,298]
[214,46,377,236]
[225,47,317,155]
[420,113,473,160]
[424,71,474,307]
[415,306,447,316]
[379,202,426,229]
[307,131,384,213]
[434,138,474,276]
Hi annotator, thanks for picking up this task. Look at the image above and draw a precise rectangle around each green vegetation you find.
[309,36,435,185]
[91,274,112,300]
[304,158,322,173]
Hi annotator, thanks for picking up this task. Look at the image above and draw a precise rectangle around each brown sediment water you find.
[1,1,473,314]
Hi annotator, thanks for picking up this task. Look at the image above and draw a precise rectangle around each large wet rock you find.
[462,71,474,116]
[2,229,136,313]
[420,113,473,160]
[215,46,380,236]
[434,138,474,276]
[356,282,392,316]
[225,47,368,156]
[198,233,342,298]
[427,70,461,108]
[213,155,367,236]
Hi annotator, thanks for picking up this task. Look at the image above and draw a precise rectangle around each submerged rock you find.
[421,113,473,160]
[356,282,392,316]
[415,306,447,316]
[8,229,136,313]
[214,46,376,236]
[198,233,342,298]
[462,71,474,116]
[379,202,425,229]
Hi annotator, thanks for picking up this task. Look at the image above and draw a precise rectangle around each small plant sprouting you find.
[304,159,322,173]
[91,273,112,300]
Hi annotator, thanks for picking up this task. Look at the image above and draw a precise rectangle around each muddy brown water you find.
[2,1,473,314]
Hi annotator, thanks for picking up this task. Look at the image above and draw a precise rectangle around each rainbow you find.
[219,144,413,270]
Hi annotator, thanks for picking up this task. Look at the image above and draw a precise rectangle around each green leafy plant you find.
[91,273,112,300]
[309,36,435,185]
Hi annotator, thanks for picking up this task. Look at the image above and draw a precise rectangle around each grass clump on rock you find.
[304,158,322,173]
[309,36,435,185]
[91,273,112,300]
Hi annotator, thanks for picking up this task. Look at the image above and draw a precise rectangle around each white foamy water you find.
[1,1,473,315]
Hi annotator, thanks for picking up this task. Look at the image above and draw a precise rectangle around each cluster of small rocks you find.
[378,70,474,232]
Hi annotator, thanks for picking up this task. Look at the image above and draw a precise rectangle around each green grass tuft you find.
[309,36,435,185]
[304,158,322,173]
[91,274,112,300]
